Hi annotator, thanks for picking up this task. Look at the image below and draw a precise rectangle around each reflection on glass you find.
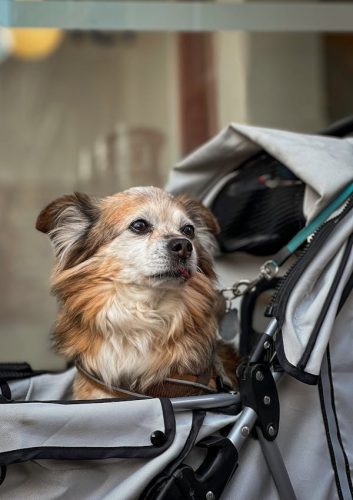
[0,30,352,368]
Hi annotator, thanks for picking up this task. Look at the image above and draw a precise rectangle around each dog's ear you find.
[36,192,99,269]
[177,195,220,278]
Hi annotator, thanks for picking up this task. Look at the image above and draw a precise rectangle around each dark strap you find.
[239,278,281,356]
[0,362,44,381]
[76,362,217,399]
[0,380,11,401]
[0,363,46,403]
[142,411,206,499]
[143,377,217,398]
[337,267,353,315]
[0,465,6,486]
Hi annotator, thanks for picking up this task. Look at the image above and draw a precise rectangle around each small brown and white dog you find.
[36,187,238,400]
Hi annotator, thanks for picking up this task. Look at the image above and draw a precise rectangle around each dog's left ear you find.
[177,195,220,278]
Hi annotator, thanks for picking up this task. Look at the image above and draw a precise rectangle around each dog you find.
[36,186,238,399]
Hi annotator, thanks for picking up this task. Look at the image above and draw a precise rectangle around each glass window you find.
[1,3,352,368]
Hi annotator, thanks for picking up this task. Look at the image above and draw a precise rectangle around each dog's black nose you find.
[167,238,193,260]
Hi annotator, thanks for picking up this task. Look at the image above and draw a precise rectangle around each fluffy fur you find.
[36,187,237,399]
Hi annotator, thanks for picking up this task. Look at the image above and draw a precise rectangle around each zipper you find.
[266,194,353,324]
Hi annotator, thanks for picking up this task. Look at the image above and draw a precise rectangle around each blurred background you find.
[0,8,352,368]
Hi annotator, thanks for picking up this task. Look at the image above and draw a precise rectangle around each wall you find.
[0,33,180,369]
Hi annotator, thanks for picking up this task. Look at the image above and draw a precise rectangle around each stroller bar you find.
[171,392,240,411]
[226,319,279,446]
[257,427,297,500]
[224,317,297,499]
[227,406,257,450]
[250,317,278,364]
[163,319,286,499]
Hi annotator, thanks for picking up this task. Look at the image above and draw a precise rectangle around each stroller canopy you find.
[167,124,353,383]
[166,123,353,221]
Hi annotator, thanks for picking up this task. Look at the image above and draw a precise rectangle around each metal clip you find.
[259,260,279,281]
[232,279,259,298]
[225,295,233,313]
[221,260,279,300]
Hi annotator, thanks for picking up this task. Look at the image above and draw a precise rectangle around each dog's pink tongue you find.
[179,268,192,280]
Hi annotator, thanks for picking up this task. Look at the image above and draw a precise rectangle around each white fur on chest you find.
[92,286,185,387]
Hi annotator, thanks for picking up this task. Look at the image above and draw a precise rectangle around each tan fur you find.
[37,187,238,399]
[73,374,118,400]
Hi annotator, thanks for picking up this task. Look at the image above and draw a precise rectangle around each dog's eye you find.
[129,219,150,234]
[181,225,195,238]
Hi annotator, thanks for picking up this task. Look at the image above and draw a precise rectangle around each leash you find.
[222,181,353,303]
[75,362,218,399]
[76,362,151,398]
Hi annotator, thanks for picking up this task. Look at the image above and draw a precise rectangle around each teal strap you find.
[286,182,353,255]
[224,182,353,297]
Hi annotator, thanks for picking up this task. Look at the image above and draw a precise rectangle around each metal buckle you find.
[221,259,279,300]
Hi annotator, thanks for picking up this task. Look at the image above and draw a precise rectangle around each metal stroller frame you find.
[149,319,295,500]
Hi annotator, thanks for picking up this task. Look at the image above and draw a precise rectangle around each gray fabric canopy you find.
[166,123,353,221]
[167,123,353,382]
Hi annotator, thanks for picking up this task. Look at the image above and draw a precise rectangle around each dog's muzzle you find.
[149,238,194,282]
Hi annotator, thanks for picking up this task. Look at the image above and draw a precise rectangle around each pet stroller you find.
[1,119,353,500]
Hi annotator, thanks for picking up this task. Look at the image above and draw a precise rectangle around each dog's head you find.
[36,187,219,288]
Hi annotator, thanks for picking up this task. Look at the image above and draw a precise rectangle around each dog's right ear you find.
[36,192,99,269]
